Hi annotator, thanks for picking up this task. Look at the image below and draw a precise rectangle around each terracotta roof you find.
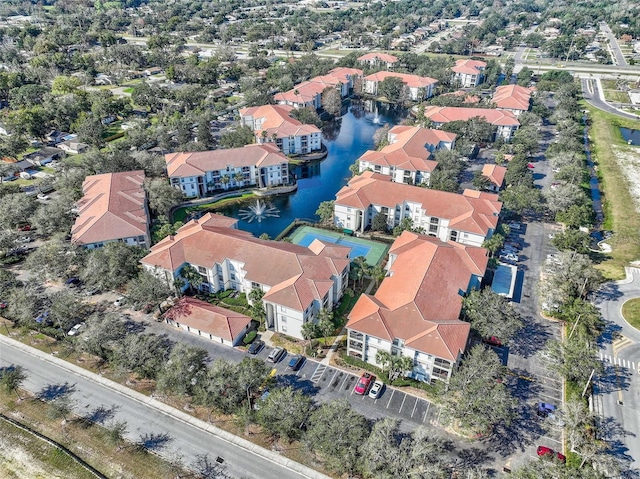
[364,71,438,88]
[167,297,251,342]
[141,215,350,312]
[423,106,520,127]
[326,67,363,82]
[451,59,487,75]
[335,171,501,236]
[71,170,149,245]
[442,90,481,103]
[348,232,488,360]
[481,164,507,187]
[358,126,455,173]
[492,84,532,111]
[165,143,288,178]
[357,52,399,63]
[274,80,326,104]
[239,104,320,140]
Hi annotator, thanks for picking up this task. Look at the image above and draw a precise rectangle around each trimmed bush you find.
[243,330,257,345]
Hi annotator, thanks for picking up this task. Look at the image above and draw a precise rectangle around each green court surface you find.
[289,226,388,266]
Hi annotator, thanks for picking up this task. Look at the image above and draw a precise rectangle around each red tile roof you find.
[357,52,399,64]
[348,232,488,360]
[451,59,487,75]
[166,297,251,342]
[239,104,320,139]
[71,170,149,246]
[359,126,455,173]
[141,214,350,312]
[335,172,501,236]
[492,84,532,111]
[364,71,438,88]
[326,67,363,82]
[423,106,520,127]
[442,90,481,103]
[481,164,507,187]
[165,143,288,178]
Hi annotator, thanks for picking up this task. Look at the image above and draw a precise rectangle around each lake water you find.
[620,127,640,146]
[216,101,404,238]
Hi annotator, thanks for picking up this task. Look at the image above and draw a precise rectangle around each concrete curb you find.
[614,266,636,285]
[0,334,332,479]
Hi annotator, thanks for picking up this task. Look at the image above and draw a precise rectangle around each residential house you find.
[58,140,89,155]
[165,143,290,198]
[423,106,520,141]
[140,213,351,340]
[164,297,252,347]
[273,67,362,109]
[363,72,438,101]
[239,105,322,156]
[45,130,70,145]
[492,84,532,117]
[71,170,151,249]
[357,52,399,70]
[451,59,487,88]
[334,171,502,246]
[23,147,64,167]
[357,126,456,186]
[480,164,507,192]
[347,231,488,383]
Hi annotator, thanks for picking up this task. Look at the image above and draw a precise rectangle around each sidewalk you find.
[0,334,331,479]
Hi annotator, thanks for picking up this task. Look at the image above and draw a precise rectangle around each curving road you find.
[593,267,640,469]
[581,77,640,121]
[0,335,327,479]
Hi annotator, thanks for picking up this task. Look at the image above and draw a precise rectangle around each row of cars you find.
[499,222,524,264]
[247,340,306,371]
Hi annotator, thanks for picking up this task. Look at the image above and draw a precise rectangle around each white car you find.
[113,297,125,307]
[507,222,521,230]
[368,380,384,399]
[68,322,85,336]
[37,194,50,200]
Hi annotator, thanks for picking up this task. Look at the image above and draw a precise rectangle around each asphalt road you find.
[600,22,627,67]
[593,268,640,469]
[581,77,640,121]
[0,339,318,479]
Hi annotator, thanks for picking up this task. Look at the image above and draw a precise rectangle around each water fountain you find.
[238,199,280,223]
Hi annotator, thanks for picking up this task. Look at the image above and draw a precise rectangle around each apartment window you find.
[281,316,287,323]
[450,231,458,242]
[197,266,206,274]
[429,217,438,234]
[281,325,287,332]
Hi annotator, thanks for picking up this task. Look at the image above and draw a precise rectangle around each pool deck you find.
[289,226,388,266]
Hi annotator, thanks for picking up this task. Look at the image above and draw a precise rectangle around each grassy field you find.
[584,104,640,279]
[0,390,188,479]
[622,298,640,330]
[603,90,630,103]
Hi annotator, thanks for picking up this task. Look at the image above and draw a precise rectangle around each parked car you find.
[537,445,566,463]
[354,372,375,395]
[267,346,286,363]
[67,322,86,336]
[14,236,33,243]
[368,380,384,399]
[34,311,51,325]
[507,222,521,230]
[500,253,519,262]
[37,194,50,200]
[537,402,557,418]
[113,297,125,307]
[65,277,81,287]
[483,336,502,347]
[83,287,101,296]
[17,224,32,231]
[527,163,535,169]
[287,354,305,371]
[0,300,7,309]
[247,339,265,355]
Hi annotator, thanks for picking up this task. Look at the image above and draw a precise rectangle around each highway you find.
[0,336,326,479]
[593,268,640,469]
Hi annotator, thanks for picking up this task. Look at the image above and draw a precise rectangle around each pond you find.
[216,100,405,238]
[620,127,640,146]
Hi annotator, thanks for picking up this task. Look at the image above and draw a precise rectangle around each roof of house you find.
[364,71,438,89]
[335,171,502,236]
[326,67,363,82]
[24,147,63,161]
[492,84,532,111]
[442,90,481,103]
[273,79,327,105]
[165,143,288,178]
[166,297,251,342]
[71,170,149,245]
[359,126,456,173]
[239,104,320,140]
[141,213,350,312]
[348,232,488,360]
[423,106,520,127]
[357,52,399,63]
[481,164,507,187]
[451,59,487,75]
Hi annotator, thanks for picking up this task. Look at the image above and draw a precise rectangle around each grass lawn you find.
[600,79,618,90]
[603,90,630,103]
[584,103,640,279]
[622,298,640,330]
[122,87,134,94]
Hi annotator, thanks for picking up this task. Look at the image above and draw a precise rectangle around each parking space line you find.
[398,393,407,413]
[540,435,562,445]
[423,402,430,422]
[411,399,419,417]
[326,369,339,388]
[340,374,353,394]
[386,389,396,409]
[537,391,562,401]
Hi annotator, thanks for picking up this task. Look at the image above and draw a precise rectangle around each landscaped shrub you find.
[243,330,257,345]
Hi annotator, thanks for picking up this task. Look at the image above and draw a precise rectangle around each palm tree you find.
[221,175,231,190]
[234,171,244,187]
[301,321,319,355]
[317,308,335,346]
[179,265,204,294]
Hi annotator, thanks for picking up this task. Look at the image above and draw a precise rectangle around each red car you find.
[537,446,566,463]
[527,163,535,169]
[483,336,502,347]
[17,224,32,231]
[354,372,375,395]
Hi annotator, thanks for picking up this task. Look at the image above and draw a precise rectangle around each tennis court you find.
[289,226,388,265]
